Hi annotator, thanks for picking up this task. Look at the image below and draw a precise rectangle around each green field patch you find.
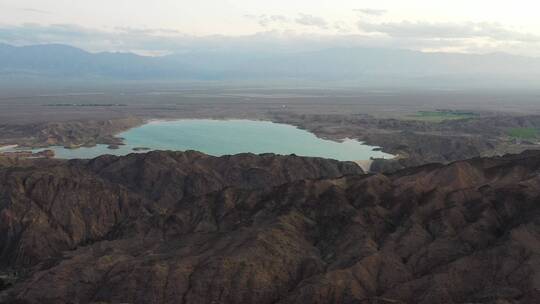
[507,127,539,140]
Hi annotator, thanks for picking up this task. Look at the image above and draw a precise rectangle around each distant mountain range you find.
[1,43,539,88]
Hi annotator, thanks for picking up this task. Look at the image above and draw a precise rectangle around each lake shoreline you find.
[4,119,394,162]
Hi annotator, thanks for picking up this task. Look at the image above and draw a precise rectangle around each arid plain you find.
[2,84,540,171]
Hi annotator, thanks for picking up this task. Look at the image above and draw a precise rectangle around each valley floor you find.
[1,86,540,171]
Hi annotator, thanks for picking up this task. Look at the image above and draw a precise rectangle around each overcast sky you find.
[1,0,539,56]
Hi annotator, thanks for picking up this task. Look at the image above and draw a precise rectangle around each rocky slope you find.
[271,113,540,171]
[0,117,143,148]
[1,150,540,303]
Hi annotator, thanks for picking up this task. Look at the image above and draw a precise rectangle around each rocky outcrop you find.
[270,113,540,171]
[0,151,361,269]
[2,150,540,303]
[0,117,143,148]
[0,149,55,159]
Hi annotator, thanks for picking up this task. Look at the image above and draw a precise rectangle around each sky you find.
[0,0,539,56]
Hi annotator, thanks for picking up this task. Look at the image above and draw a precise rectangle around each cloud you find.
[0,22,539,57]
[244,14,289,27]
[113,27,184,36]
[0,23,394,54]
[358,20,540,43]
[333,21,352,33]
[21,8,52,15]
[0,24,194,54]
[245,14,329,30]
[295,14,328,29]
[354,9,387,16]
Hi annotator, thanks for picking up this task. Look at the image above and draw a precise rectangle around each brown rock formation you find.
[270,113,540,171]
[0,117,143,149]
[1,150,540,303]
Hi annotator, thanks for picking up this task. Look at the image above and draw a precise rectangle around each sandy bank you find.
[354,159,373,172]
[0,145,18,151]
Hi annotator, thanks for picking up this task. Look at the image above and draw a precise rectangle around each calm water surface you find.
[13,120,393,161]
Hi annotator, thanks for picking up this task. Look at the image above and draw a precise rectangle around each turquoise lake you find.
[15,120,393,161]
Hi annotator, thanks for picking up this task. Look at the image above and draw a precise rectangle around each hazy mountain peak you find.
[0,43,538,88]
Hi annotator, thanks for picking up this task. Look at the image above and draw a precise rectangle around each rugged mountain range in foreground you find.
[1,150,540,303]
